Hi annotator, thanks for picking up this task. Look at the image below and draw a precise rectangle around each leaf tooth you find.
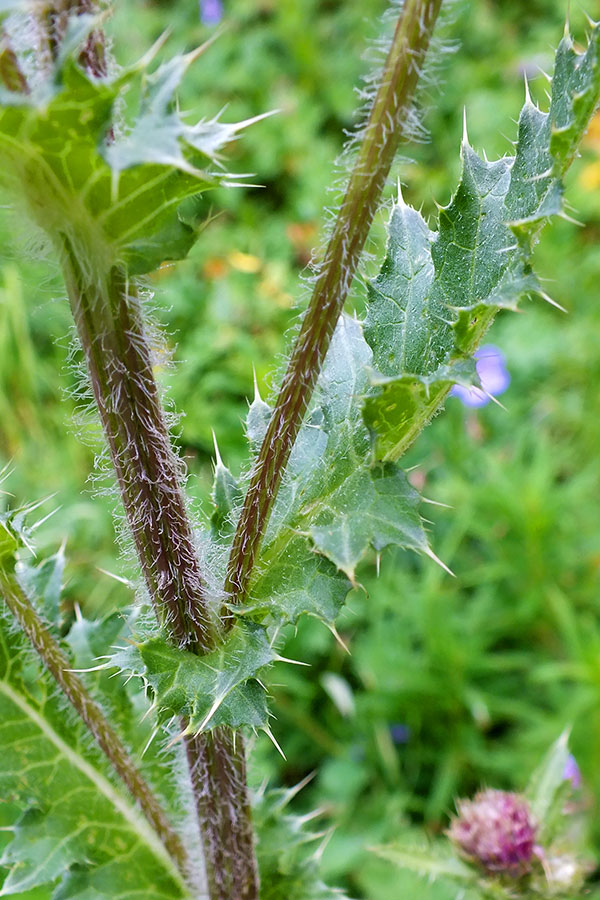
[274,654,311,667]
[31,503,61,532]
[461,106,470,148]
[197,693,226,732]
[141,725,160,758]
[424,546,455,577]
[482,390,507,411]
[262,725,286,759]
[182,30,223,69]
[312,826,335,864]
[537,289,568,313]
[277,771,317,809]
[211,429,223,469]
[523,72,533,108]
[134,28,173,73]
[422,496,453,509]
[232,108,281,133]
[96,566,135,588]
[584,12,600,29]
[324,621,350,655]
[396,177,405,207]
[557,208,584,226]
[166,727,188,749]
[252,365,262,404]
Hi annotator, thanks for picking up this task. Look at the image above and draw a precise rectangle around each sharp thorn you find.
[425,546,455,577]
[538,290,567,313]
[212,429,223,468]
[263,726,286,759]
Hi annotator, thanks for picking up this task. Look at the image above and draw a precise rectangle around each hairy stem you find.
[24,3,259,891]
[224,0,444,614]
[184,729,257,900]
[59,241,260,899]
[0,560,188,875]
[61,243,213,651]
[34,0,108,76]
[0,32,29,93]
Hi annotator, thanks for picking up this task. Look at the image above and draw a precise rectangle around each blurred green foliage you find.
[1,0,599,897]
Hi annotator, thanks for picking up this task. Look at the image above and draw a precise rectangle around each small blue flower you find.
[200,0,223,25]
[450,344,511,408]
[390,723,411,745]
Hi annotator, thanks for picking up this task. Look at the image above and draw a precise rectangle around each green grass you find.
[1,1,599,897]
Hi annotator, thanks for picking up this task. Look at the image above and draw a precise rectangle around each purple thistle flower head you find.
[450,344,510,408]
[448,789,538,876]
[200,0,223,25]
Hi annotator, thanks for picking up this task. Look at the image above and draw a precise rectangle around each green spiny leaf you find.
[372,840,478,886]
[549,27,600,170]
[19,545,66,625]
[211,454,243,541]
[0,21,254,276]
[243,538,349,626]
[254,785,351,900]
[238,315,430,623]
[111,621,277,734]
[0,611,188,899]
[363,22,600,462]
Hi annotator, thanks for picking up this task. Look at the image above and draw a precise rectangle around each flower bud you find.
[448,789,538,876]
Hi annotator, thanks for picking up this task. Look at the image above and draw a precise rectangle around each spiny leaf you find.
[236,315,430,622]
[242,538,349,626]
[254,785,351,900]
[19,545,66,625]
[372,841,478,885]
[526,731,572,845]
[0,611,188,899]
[363,22,600,461]
[549,27,600,170]
[211,455,243,541]
[111,621,277,734]
[0,19,254,275]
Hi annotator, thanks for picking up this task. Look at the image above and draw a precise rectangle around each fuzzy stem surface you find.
[224,0,444,614]
[0,561,188,875]
[61,245,213,650]
[59,243,260,899]
[184,729,257,900]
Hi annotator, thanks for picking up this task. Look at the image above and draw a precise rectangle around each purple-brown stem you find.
[59,239,260,899]
[60,246,213,651]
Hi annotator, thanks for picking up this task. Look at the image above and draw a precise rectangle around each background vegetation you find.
[1,1,599,897]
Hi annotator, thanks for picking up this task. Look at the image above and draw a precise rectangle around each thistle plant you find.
[0,1,598,899]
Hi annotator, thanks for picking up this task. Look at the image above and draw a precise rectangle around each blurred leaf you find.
[372,841,477,885]
[526,731,571,843]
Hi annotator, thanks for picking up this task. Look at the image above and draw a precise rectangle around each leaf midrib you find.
[0,678,185,893]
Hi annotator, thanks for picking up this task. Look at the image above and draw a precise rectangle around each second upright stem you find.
[224,0,444,615]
